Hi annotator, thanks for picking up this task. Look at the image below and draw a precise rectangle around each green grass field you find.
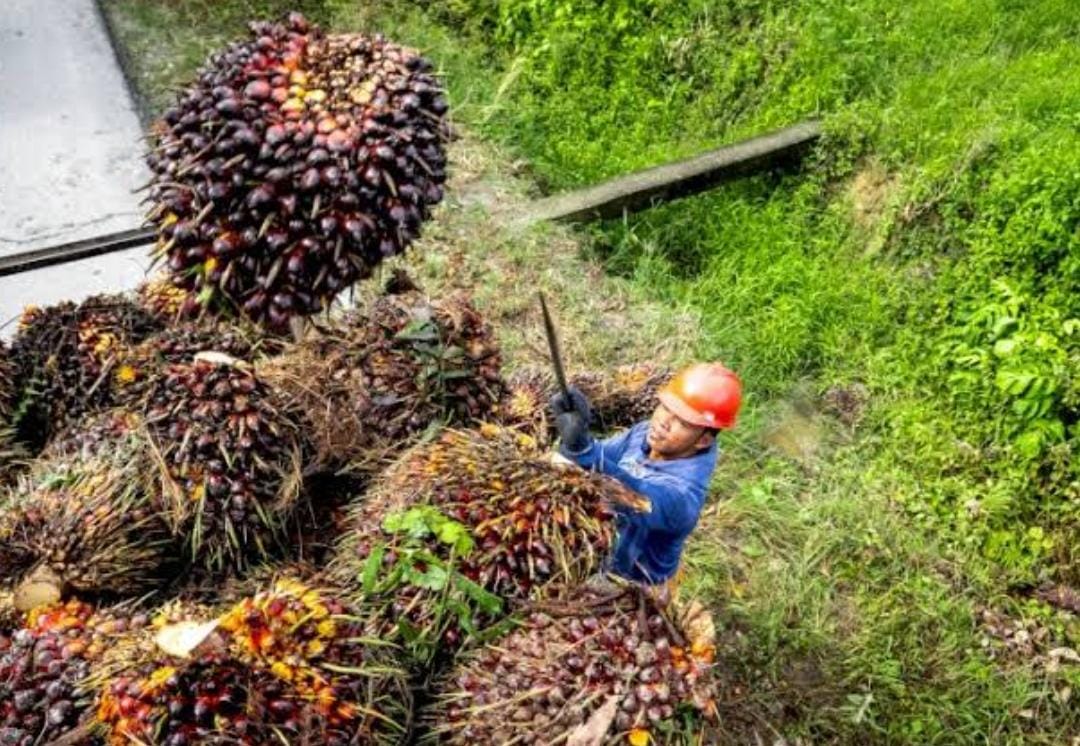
[101,1,1080,741]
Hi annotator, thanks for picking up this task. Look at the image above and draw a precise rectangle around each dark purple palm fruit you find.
[0,341,23,483]
[96,578,411,745]
[145,12,450,331]
[424,584,719,744]
[8,296,163,451]
[2,437,175,607]
[0,600,148,746]
[141,354,302,574]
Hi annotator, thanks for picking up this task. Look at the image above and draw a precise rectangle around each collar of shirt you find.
[626,422,718,484]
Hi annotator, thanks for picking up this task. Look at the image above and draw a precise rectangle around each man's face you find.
[646,402,713,459]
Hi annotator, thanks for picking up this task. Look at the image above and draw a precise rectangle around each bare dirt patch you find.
[849,159,899,232]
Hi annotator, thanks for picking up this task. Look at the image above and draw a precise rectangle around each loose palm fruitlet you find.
[0,600,147,746]
[0,437,174,609]
[8,295,164,450]
[424,584,717,745]
[265,291,503,471]
[143,355,302,573]
[496,363,671,445]
[333,426,647,651]
[96,578,411,745]
[146,12,450,329]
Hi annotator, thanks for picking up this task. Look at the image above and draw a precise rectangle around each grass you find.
[100,1,1080,742]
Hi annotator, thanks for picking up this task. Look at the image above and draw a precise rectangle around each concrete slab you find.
[0,249,152,335]
[0,0,150,255]
[513,121,822,224]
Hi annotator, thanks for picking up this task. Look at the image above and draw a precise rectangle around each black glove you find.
[550,386,592,455]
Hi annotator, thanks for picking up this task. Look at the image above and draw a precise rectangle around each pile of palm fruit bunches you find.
[0,12,718,745]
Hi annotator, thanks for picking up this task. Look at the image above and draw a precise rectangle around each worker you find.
[550,363,741,593]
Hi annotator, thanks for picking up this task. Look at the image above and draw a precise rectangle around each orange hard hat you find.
[657,362,742,430]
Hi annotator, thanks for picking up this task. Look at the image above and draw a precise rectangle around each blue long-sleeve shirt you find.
[566,421,718,584]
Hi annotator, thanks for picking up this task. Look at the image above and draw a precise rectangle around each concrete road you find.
[0,0,153,330]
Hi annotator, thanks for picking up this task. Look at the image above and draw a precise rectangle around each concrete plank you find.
[0,0,149,256]
[513,121,822,224]
[0,249,152,336]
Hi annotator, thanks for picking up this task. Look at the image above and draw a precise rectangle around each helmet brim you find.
[657,390,722,430]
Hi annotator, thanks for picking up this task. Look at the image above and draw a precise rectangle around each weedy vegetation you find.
[101,0,1080,742]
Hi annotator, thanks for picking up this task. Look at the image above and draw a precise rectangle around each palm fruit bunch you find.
[40,410,142,463]
[8,295,164,450]
[96,578,411,745]
[333,426,648,655]
[265,291,503,471]
[424,584,718,745]
[0,438,174,609]
[145,11,450,330]
[112,319,281,409]
[497,363,670,445]
[0,342,23,483]
[0,599,146,745]
[575,363,671,431]
[142,354,302,573]
[136,275,196,322]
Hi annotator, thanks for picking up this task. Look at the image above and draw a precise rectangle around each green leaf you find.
[362,543,386,595]
[395,319,440,343]
[383,507,435,539]
[414,563,450,591]
[436,520,475,555]
[445,597,476,633]
[992,338,1017,357]
[995,370,1035,396]
[396,618,420,644]
[1014,429,1044,459]
[455,575,504,615]
[990,316,1018,340]
[438,369,473,380]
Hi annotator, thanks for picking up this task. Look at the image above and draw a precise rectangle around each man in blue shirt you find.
[550,363,742,588]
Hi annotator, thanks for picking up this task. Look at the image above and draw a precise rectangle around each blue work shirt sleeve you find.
[566,423,638,471]
[567,423,699,533]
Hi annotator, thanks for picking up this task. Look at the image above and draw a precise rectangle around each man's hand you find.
[550,386,593,455]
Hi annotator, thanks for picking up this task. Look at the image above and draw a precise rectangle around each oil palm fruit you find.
[0,342,25,483]
[575,363,671,431]
[112,319,280,409]
[40,410,142,462]
[142,354,302,574]
[8,296,163,450]
[0,599,147,745]
[96,578,411,745]
[136,275,197,322]
[332,426,646,658]
[0,429,174,608]
[493,366,554,443]
[496,363,670,445]
[0,341,15,427]
[265,291,503,471]
[424,584,718,745]
[146,12,449,330]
